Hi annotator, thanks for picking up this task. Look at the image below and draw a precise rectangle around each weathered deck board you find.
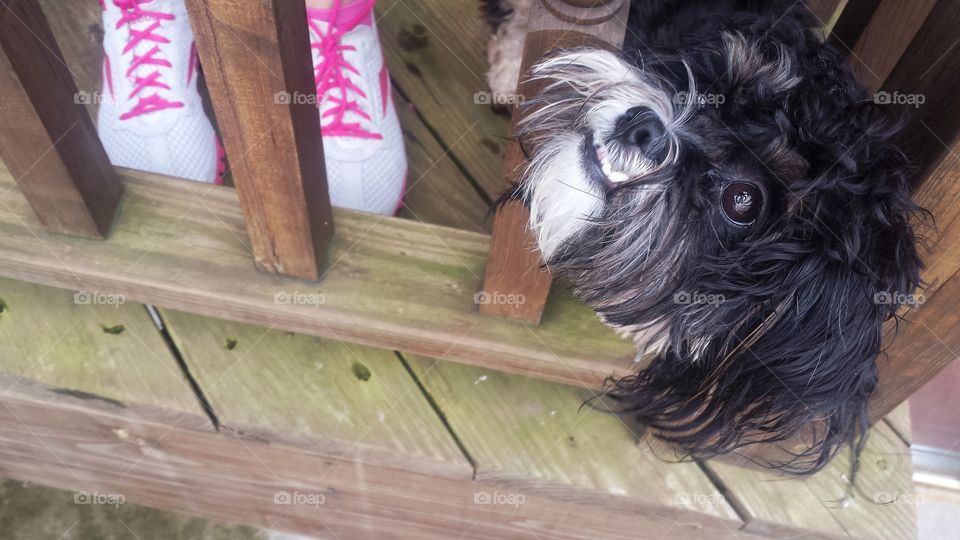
[706,422,916,540]
[0,277,203,417]
[394,88,491,233]
[0,281,693,538]
[401,354,745,532]
[377,0,512,199]
[0,165,636,388]
[805,423,916,540]
[884,402,912,446]
[158,307,472,479]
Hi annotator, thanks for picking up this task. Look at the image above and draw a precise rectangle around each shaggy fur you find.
[484,0,924,473]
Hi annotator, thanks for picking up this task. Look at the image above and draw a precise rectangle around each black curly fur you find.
[514,0,924,473]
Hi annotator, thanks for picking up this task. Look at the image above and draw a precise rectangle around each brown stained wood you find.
[402,354,744,531]
[841,0,960,426]
[393,89,491,233]
[881,0,960,177]
[0,165,636,389]
[0,0,122,238]
[828,0,881,52]
[804,0,845,26]
[705,423,916,540]
[866,130,960,425]
[0,374,756,540]
[480,0,630,324]
[0,277,205,417]
[37,0,104,122]
[157,307,472,480]
[846,0,937,92]
[184,0,332,280]
[870,267,960,425]
[375,0,512,199]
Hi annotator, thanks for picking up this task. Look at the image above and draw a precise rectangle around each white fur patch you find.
[524,132,604,260]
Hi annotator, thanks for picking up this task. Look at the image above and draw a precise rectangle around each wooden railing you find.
[0,0,958,437]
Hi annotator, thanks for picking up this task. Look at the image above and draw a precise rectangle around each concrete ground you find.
[0,479,263,540]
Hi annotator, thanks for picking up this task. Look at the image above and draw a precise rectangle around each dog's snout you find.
[619,106,666,159]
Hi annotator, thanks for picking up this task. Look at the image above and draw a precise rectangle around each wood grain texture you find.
[402,354,743,528]
[158,307,472,479]
[0,0,122,238]
[0,277,204,417]
[0,376,757,540]
[0,165,635,389]
[480,0,630,323]
[804,423,917,540]
[184,0,332,280]
[393,88,491,233]
[804,0,845,26]
[37,0,104,122]
[375,0,512,199]
[867,133,960,424]
[847,0,937,92]
[706,423,916,540]
[0,272,706,539]
[870,266,960,424]
[828,0,881,52]
[882,0,960,176]
[884,402,911,446]
[478,199,552,323]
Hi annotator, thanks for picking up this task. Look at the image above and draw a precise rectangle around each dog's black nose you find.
[620,106,666,159]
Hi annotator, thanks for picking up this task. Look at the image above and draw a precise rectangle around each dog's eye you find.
[721,182,762,225]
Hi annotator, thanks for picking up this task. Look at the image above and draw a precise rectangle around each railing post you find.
[0,0,123,238]
[479,0,629,324]
[862,0,960,424]
[184,0,332,281]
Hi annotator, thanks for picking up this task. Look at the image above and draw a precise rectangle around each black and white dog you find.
[483,0,923,473]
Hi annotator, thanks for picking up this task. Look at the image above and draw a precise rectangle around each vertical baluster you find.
[0,0,123,238]
[479,0,629,323]
[185,0,332,280]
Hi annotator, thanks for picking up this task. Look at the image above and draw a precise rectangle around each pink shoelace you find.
[308,0,382,140]
[114,0,184,120]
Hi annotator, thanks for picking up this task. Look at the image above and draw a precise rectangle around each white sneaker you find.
[307,1,407,214]
[97,0,223,184]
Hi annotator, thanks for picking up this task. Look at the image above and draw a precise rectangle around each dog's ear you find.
[608,108,924,474]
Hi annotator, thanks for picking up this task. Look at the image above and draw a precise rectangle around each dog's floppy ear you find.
[608,114,924,474]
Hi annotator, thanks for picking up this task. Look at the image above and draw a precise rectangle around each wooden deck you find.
[0,277,916,539]
[0,1,918,538]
